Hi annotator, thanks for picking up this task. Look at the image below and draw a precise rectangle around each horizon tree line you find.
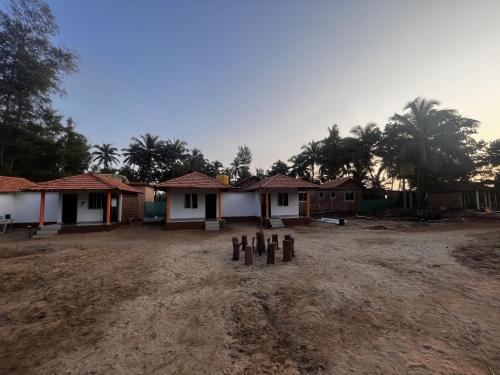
[1,0,498,191]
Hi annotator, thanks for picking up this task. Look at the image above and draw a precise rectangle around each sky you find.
[38,0,500,169]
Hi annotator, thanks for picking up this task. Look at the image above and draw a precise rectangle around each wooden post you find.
[283,240,293,261]
[267,242,276,264]
[218,190,222,222]
[284,234,295,257]
[265,192,270,219]
[232,237,240,261]
[475,190,480,211]
[256,231,265,255]
[166,191,170,223]
[39,191,45,227]
[241,234,248,251]
[244,246,253,265]
[306,191,310,217]
[106,191,111,224]
[272,234,279,249]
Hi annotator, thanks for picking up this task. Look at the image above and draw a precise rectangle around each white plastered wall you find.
[268,189,299,217]
[169,189,220,221]
[221,191,260,217]
[0,192,58,223]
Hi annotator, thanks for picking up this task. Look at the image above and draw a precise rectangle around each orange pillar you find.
[106,191,111,224]
[39,191,45,227]
[265,192,270,219]
[166,191,170,224]
[306,191,310,217]
[218,190,222,222]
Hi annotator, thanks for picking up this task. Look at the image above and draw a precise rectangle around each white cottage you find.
[159,172,318,230]
[0,176,58,226]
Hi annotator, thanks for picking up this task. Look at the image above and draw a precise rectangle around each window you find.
[330,192,336,199]
[298,192,307,202]
[278,192,289,206]
[184,193,198,209]
[88,192,106,209]
[345,192,355,201]
[319,192,325,199]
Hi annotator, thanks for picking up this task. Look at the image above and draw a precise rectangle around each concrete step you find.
[36,229,59,235]
[40,224,61,230]
[205,221,220,231]
[269,218,284,228]
[33,233,57,239]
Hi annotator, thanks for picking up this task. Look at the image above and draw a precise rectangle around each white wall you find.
[57,191,106,224]
[0,192,58,223]
[221,192,260,217]
[269,189,299,217]
[170,189,220,221]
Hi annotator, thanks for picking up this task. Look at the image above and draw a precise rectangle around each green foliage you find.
[0,0,86,181]
[267,160,289,176]
[230,145,252,182]
[92,143,120,171]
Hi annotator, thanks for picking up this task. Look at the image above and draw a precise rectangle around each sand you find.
[0,219,499,374]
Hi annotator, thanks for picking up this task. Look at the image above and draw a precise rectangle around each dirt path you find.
[0,220,499,374]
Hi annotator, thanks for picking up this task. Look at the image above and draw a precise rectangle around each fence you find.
[360,196,400,213]
[144,202,166,219]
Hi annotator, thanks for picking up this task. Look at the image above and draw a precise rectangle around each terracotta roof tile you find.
[158,172,229,189]
[25,174,140,193]
[320,177,363,190]
[246,174,318,190]
[0,176,36,192]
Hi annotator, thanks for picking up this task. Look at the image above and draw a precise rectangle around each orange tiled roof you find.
[0,176,36,192]
[25,174,140,193]
[246,174,318,190]
[320,177,363,190]
[158,172,229,189]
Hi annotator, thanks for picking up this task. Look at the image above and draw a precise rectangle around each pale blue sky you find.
[43,0,500,169]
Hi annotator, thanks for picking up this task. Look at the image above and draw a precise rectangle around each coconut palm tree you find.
[92,143,120,171]
[301,140,322,181]
[122,133,162,181]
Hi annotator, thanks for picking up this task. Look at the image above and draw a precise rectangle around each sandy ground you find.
[0,219,499,374]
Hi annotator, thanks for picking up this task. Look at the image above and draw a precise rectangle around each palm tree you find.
[301,140,322,181]
[92,143,120,171]
[122,133,162,181]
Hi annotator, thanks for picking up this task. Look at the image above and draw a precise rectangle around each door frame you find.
[205,193,217,220]
[62,193,78,224]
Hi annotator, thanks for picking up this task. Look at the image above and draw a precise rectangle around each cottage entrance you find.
[205,193,217,220]
[102,194,120,223]
[62,194,78,224]
[261,193,271,218]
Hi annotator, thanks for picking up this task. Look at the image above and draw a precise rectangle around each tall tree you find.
[122,133,161,181]
[268,160,289,176]
[0,0,78,176]
[231,145,252,182]
[92,143,120,171]
[379,97,481,198]
[57,117,91,176]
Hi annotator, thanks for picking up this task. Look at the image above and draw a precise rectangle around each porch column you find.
[306,191,310,217]
[166,191,170,224]
[265,192,270,219]
[475,190,480,211]
[39,191,45,227]
[218,190,222,222]
[106,191,111,224]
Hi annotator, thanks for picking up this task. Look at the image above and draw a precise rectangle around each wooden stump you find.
[267,242,276,264]
[272,234,279,249]
[256,231,266,256]
[244,246,253,265]
[241,234,248,251]
[283,239,293,261]
[232,237,240,261]
[284,234,295,257]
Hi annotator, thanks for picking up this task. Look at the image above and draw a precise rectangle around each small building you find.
[158,172,229,230]
[310,177,364,214]
[26,174,143,232]
[128,182,156,202]
[425,182,498,210]
[0,176,58,226]
[244,173,318,227]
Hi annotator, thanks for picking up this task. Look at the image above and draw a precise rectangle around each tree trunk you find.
[272,234,278,248]
[241,234,248,251]
[267,242,276,264]
[256,231,265,255]
[244,246,253,265]
[232,237,240,261]
[283,240,293,261]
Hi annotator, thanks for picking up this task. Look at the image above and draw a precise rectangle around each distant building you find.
[308,177,364,214]
[425,181,498,210]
